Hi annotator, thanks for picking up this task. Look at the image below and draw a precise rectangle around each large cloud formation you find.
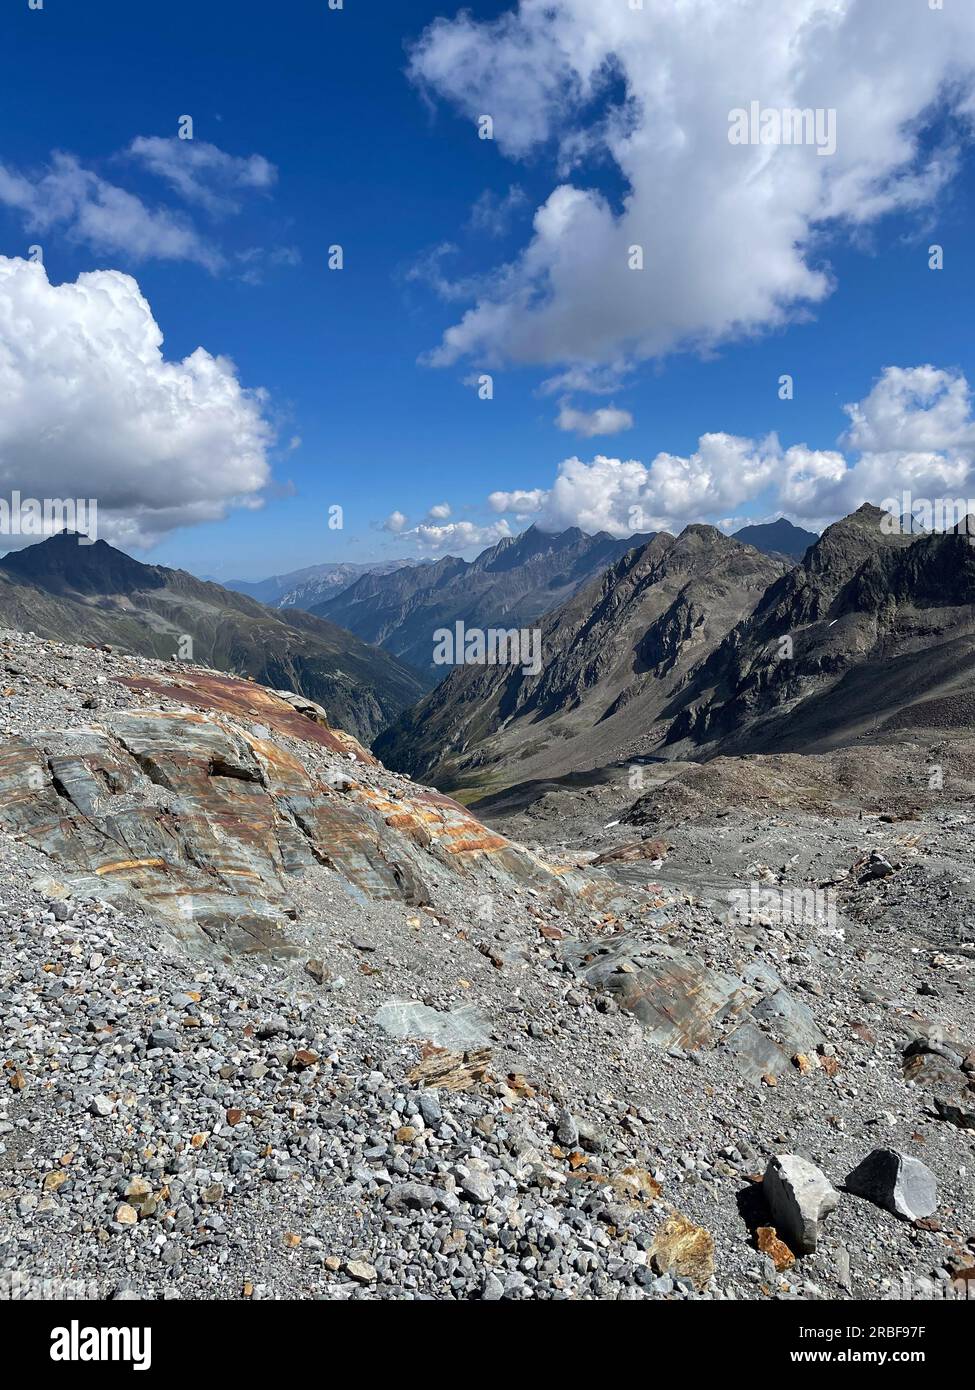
[0,256,272,547]
[410,0,975,370]
[488,366,975,535]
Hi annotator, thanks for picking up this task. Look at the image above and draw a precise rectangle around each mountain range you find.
[0,533,426,743]
[373,525,787,793]
[7,510,956,802]
[220,558,423,609]
[312,525,655,674]
[374,507,975,799]
[664,503,975,757]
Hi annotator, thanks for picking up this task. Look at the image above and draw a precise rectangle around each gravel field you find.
[1,635,973,1301]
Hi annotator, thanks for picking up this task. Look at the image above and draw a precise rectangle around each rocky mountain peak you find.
[0,529,164,596]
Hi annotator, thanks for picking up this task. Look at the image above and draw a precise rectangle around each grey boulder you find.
[845,1148,937,1221]
[763,1154,840,1254]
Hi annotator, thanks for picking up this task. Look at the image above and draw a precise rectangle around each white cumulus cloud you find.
[388,518,513,553]
[487,365,975,535]
[409,0,975,371]
[0,257,273,547]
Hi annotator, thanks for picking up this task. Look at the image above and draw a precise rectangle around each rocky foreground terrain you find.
[1,634,973,1301]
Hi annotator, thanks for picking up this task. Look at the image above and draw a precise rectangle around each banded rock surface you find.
[0,664,591,958]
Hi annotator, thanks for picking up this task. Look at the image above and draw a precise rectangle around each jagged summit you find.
[0,529,161,596]
[314,525,653,674]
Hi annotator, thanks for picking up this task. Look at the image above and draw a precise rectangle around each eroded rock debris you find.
[0,633,973,1301]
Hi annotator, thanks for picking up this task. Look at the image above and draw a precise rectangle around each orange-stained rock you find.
[0,670,596,959]
[757,1225,796,1271]
[607,1167,663,1205]
[116,670,378,762]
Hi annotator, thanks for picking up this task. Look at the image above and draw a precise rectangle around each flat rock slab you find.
[374,999,491,1050]
[562,932,822,1076]
[0,691,595,957]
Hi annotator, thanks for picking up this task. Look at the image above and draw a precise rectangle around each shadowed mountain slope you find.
[0,532,427,742]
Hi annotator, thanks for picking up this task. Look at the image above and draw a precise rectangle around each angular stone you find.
[903,1051,975,1130]
[459,1169,495,1204]
[555,1109,579,1147]
[845,1148,937,1221]
[289,1049,319,1070]
[763,1154,839,1254]
[607,1167,663,1205]
[385,1183,445,1212]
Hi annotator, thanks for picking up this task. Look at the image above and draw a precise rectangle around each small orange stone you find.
[289,1049,319,1070]
[757,1225,796,1272]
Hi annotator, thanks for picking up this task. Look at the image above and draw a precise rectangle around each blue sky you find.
[2,0,975,579]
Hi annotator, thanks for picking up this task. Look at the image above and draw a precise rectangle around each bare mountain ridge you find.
[731,517,819,561]
[0,532,427,742]
[375,505,975,799]
[221,558,423,609]
[313,524,654,675]
[373,525,787,793]
[664,503,975,756]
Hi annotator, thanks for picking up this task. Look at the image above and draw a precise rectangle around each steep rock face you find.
[315,526,652,675]
[0,533,427,742]
[664,505,975,755]
[375,527,785,794]
[0,666,592,958]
